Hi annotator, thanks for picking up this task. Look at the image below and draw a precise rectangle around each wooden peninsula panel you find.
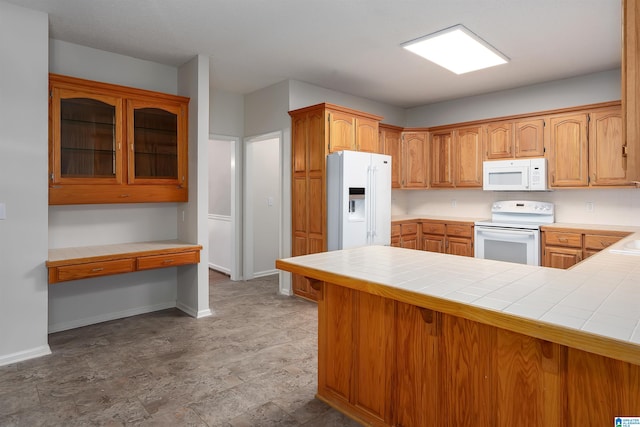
[276,245,640,427]
[310,279,640,427]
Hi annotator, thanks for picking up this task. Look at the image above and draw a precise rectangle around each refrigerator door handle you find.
[370,166,377,241]
[366,165,372,244]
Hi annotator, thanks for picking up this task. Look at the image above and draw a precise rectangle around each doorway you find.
[243,132,281,279]
[208,135,241,280]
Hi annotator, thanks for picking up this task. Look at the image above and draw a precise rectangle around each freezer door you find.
[327,151,369,250]
[340,151,371,249]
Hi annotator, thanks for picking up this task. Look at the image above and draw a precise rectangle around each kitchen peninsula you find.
[276,238,640,426]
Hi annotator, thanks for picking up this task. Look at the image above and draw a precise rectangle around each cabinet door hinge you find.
[49,90,53,99]
[50,172,54,181]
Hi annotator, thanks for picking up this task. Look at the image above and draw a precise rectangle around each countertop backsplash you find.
[393,188,640,226]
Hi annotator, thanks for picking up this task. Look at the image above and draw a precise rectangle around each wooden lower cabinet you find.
[316,281,640,427]
[421,220,474,257]
[542,228,628,269]
[391,222,420,249]
[544,246,583,269]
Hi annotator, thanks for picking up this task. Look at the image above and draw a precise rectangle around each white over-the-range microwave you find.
[483,158,548,191]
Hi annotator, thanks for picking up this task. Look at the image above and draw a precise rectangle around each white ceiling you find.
[7,0,621,108]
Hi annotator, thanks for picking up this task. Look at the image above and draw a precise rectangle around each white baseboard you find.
[253,269,278,278]
[196,308,214,318]
[279,287,293,296]
[176,301,213,319]
[0,345,51,367]
[48,301,177,333]
[208,263,231,275]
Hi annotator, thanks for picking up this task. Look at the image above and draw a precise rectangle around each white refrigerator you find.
[327,150,392,250]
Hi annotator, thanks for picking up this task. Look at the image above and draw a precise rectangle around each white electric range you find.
[474,200,555,266]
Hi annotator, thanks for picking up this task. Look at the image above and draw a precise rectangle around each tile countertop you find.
[276,233,640,366]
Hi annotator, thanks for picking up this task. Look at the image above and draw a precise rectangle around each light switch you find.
[0,203,5,220]
[267,197,274,207]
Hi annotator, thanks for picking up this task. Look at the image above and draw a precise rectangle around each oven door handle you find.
[476,228,537,240]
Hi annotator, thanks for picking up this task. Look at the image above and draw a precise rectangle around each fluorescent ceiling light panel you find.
[402,25,509,74]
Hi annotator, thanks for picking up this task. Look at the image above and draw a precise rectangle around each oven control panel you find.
[492,200,554,214]
[490,200,555,224]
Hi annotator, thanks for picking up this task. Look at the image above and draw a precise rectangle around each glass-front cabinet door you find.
[50,87,123,184]
[126,100,186,187]
[49,74,189,205]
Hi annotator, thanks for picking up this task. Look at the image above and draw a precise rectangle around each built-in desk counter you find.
[47,240,202,284]
[276,240,640,426]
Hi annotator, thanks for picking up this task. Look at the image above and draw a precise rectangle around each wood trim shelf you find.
[46,240,202,284]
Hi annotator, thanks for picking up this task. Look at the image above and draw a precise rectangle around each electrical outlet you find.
[586,201,594,212]
[451,199,457,208]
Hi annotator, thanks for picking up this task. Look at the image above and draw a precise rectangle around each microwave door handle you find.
[523,168,530,189]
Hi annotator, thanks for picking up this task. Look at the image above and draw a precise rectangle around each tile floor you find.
[0,271,362,426]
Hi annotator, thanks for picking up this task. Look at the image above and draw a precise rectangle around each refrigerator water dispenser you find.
[348,187,365,221]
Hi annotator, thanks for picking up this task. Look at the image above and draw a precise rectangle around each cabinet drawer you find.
[421,222,445,235]
[400,223,418,236]
[391,224,401,237]
[446,224,473,238]
[584,234,624,250]
[54,259,135,283]
[544,231,582,248]
[137,251,200,270]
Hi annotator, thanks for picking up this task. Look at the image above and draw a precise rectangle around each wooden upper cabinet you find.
[292,113,308,174]
[50,86,124,186]
[308,108,326,174]
[403,132,429,188]
[455,126,483,187]
[49,74,189,205]
[429,126,481,188]
[548,105,626,188]
[356,116,380,153]
[430,131,454,187]
[548,113,589,187]
[126,99,187,187]
[515,118,545,157]
[327,109,355,153]
[380,125,402,188]
[327,107,382,154]
[485,122,513,159]
[589,107,627,186]
[485,119,544,160]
